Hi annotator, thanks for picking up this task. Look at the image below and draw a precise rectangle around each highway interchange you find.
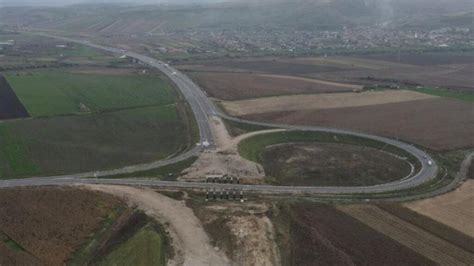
[0,34,440,196]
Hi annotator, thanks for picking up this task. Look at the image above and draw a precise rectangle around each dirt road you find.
[180,116,284,182]
[82,185,229,266]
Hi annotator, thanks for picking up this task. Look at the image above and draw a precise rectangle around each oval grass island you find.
[238,130,421,187]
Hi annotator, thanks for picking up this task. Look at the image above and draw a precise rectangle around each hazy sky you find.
[0,0,228,7]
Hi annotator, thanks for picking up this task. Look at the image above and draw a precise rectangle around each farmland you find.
[190,72,356,100]
[0,104,192,178]
[0,41,197,178]
[357,52,474,66]
[221,90,435,116]
[242,97,474,150]
[270,202,435,265]
[0,187,127,265]
[404,180,474,238]
[0,75,29,120]
[5,70,177,117]
[338,205,474,265]
[0,32,119,70]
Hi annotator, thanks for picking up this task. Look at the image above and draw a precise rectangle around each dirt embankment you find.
[83,185,229,266]
[192,203,281,266]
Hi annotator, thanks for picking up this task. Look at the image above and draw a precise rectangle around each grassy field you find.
[5,70,177,117]
[262,143,411,186]
[412,87,474,102]
[239,131,418,165]
[0,104,193,178]
[238,131,418,186]
[99,224,167,266]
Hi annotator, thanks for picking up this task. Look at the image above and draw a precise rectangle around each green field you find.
[99,224,167,266]
[0,104,193,178]
[5,70,177,117]
[412,87,474,102]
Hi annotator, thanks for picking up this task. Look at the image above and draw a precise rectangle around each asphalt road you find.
[0,33,439,195]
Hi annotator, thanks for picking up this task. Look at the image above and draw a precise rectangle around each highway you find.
[0,33,439,195]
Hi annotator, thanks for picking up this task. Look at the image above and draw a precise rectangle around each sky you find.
[0,0,229,7]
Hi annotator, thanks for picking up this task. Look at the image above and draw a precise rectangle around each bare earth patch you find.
[404,180,474,238]
[82,185,229,266]
[227,215,280,266]
[180,116,284,183]
[222,90,436,116]
[192,202,281,266]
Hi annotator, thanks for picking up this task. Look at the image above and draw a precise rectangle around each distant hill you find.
[0,0,472,34]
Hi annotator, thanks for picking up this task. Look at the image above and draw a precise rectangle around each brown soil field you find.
[272,202,434,266]
[357,52,474,66]
[242,97,474,150]
[179,58,351,75]
[404,180,474,238]
[0,187,125,265]
[261,142,412,186]
[222,90,435,116]
[0,74,29,120]
[288,56,411,69]
[338,205,474,265]
[312,63,474,90]
[191,72,354,100]
[379,204,474,253]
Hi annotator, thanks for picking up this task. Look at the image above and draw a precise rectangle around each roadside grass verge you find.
[0,104,192,179]
[102,156,198,180]
[222,118,273,137]
[5,70,178,117]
